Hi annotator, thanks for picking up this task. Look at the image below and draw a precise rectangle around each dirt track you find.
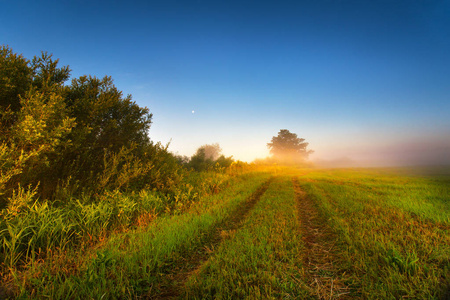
[293,177,353,299]
[148,178,273,299]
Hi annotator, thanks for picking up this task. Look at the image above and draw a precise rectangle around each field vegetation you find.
[1,46,449,299]
[298,168,450,299]
[1,166,448,299]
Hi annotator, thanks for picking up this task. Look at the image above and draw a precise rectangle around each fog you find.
[312,138,450,168]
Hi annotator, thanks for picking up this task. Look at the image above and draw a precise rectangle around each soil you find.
[293,177,353,299]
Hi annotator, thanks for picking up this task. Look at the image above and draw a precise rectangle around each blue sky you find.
[2,0,449,165]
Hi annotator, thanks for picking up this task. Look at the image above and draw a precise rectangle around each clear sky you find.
[2,0,449,165]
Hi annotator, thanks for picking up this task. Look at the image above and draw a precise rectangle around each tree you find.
[199,143,221,161]
[65,75,152,152]
[267,129,313,164]
[47,74,154,193]
[0,46,156,200]
[0,47,75,201]
[0,46,33,112]
[0,46,70,113]
[188,143,233,171]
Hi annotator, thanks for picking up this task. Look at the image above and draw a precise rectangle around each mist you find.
[312,138,450,168]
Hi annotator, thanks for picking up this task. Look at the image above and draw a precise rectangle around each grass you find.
[0,170,232,259]
[184,176,309,299]
[13,172,271,299]
[1,166,449,299]
[298,167,450,299]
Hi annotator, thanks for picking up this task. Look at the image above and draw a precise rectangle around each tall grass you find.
[0,187,156,269]
[0,168,243,297]
[3,166,447,299]
[15,172,271,298]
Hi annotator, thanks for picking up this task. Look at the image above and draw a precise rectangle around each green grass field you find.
[298,168,450,299]
[1,167,449,299]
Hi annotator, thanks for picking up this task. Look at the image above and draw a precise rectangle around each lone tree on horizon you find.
[267,129,313,164]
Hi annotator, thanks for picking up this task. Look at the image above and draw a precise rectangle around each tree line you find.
[0,46,233,207]
[1,45,313,208]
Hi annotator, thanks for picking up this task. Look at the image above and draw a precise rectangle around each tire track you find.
[293,177,353,299]
[144,177,273,299]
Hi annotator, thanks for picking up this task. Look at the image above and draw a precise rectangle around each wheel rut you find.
[144,177,273,299]
[293,177,352,299]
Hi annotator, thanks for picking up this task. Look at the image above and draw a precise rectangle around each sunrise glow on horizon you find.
[2,0,449,167]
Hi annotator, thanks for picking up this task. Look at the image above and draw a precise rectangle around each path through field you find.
[180,175,309,299]
[152,176,356,299]
[5,168,448,299]
[293,178,352,299]
[148,178,273,299]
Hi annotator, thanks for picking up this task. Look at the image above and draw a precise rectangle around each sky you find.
[1,0,449,165]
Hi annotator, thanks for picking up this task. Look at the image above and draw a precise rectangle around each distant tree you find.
[267,129,313,164]
[215,155,234,169]
[188,143,233,171]
[188,147,211,171]
[200,143,221,161]
[175,154,190,165]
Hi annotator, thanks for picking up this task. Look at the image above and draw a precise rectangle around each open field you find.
[1,167,449,299]
[297,168,450,299]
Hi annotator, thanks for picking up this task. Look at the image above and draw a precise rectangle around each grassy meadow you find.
[2,46,449,300]
[298,168,450,299]
[0,166,449,299]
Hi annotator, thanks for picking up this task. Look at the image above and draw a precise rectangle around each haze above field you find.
[2,0,449,166]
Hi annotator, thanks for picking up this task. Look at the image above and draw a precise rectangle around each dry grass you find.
[293,177,353,299]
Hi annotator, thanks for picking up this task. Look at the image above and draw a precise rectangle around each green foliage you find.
[188,143,234,171]
[215,155,234,169]
[0,45,170,201]
[1,167,447,299]
[0,185,75,268]
[50,75,154,195]
[0,46,76,200]
[30,51,71,92]
[65,75,151,153]
[0,161,241,283]
[188,147,213,171]
[0,144,31,199]
[95,145,151,193]
[0,46,214,293]
[0,46,32,112]
[14,173,270,299]
[0,89,75,202]
[138,142,184,194]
